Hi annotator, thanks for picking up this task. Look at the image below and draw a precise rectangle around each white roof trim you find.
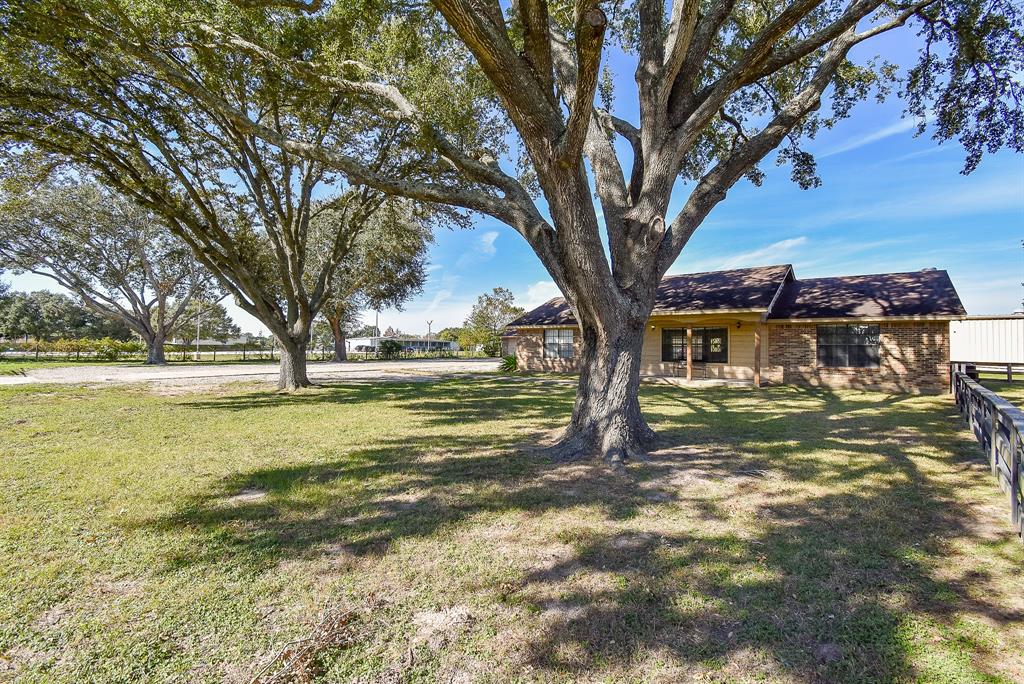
[767,315,964,323]
[650,307,768,316]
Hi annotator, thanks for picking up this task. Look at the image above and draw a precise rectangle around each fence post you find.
[991,408,1000,476]
[1011,428,1021,538]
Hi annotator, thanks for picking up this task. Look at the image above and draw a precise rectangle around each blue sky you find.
[366,31,1023,336]
[6,29,1023,336]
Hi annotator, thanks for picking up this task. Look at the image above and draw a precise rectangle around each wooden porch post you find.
[686,327,693,381]
[753,323,762,388]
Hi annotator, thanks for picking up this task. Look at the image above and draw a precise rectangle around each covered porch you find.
[639,312,768,386]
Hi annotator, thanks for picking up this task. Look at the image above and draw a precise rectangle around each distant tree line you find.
[0,288,133,342]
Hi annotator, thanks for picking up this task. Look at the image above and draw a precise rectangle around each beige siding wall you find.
[514,317,768,378]
[514,327,581,372]
[640,316,766,379]
[763,321,950,393]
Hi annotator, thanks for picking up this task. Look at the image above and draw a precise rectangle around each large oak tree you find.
[318,199,432,362]
[1,0,1020,456]
[0,2,451,388]
[0,173,208,363]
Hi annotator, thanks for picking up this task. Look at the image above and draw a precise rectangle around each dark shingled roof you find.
[507,265,966,327]
[654,264,793,312]
[507,265,793,327]
[767,269,966,319]
[508,297,577,326]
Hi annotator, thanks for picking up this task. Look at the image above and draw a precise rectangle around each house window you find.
[661,328,685,362]
[817,324,880,367]
[661,327,729,363]
[544,328,574,359]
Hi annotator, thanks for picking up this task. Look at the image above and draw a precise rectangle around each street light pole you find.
[195,300,202,361]
[426,320,433,354]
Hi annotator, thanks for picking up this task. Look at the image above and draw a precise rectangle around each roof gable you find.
[654,264,793,313]
[507,265,792,327]
[768,269,966,319]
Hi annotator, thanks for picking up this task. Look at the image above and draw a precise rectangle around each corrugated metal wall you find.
[950,317,1024,362]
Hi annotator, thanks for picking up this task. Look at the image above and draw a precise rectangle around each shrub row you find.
[2,338,147,360]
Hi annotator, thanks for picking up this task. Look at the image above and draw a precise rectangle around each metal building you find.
[950,316,1024,363]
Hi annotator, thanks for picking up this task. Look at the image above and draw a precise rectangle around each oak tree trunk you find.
[547,315,656,464]
[329,317,347,362]
[277,337,311,390]
[144,333,167,365]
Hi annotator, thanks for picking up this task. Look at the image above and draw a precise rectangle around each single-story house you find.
[504,264,966,393]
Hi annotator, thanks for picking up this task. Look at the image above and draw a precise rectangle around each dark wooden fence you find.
[951,361,1024,382]
[952,371,1023,543]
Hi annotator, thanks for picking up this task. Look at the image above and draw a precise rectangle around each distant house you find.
[504,265,966,393]
[169,334,257,348]
[345,336,459,353]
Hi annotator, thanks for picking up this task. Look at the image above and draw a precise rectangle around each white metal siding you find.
[950,318,1024,363]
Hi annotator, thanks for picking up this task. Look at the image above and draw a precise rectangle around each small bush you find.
[93,338,145,361]
[499,355,518,374]
[378,339,403,360]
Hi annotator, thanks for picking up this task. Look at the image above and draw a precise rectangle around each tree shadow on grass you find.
[183,377,577,429]
[146,379,1021,681]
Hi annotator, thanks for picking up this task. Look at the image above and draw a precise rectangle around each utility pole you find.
[195,299,202,362]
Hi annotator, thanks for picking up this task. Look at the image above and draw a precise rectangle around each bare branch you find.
[514,0,556,101]
[554,2,606,165]
[664,0,700,86]
[660,27,860,274]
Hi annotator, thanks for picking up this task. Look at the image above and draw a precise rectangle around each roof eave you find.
[768,314,966,323]
[650,307,769,316]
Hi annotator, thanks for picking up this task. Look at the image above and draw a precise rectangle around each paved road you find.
[0,358,501,388]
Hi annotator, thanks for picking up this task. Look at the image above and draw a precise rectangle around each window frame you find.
[543,328,574,359]
[661,328,685,362]
[660,326,729,364]
[816,323,880,368]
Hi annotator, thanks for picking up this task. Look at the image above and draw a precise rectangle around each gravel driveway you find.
[0,358,501,388]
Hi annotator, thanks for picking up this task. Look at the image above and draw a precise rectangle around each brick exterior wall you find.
[514,328,582,372]
[763,321,950,393]
[513,320,951,393]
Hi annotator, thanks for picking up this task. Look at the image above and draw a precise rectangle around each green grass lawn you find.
[1,379,1021,683]
[0,356,284,376]
[0,357,127,375]
[978,378,1024,407]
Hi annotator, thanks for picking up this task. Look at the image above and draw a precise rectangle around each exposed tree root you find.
[540,418,658,467]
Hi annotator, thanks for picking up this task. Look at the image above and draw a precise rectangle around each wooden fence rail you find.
[950,361,1024,382]
[952,371,1023,543]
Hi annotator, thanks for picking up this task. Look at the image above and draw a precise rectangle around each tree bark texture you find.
[277,337,311,390]
[550,315,656,464]
[144,333,167,365]
[329,317,347,362]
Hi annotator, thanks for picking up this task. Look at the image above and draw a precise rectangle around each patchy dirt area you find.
[0,358,499,388]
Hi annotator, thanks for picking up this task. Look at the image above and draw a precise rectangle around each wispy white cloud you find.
[796,176,1023,229]
[519,280,562,308]
[819,117,926,158]
[478,230,499,257]
[953,275,1022,315]
[674,236,808,274]
[455,230,500,269]
[718,236,808,269]
[872,145,951,167]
